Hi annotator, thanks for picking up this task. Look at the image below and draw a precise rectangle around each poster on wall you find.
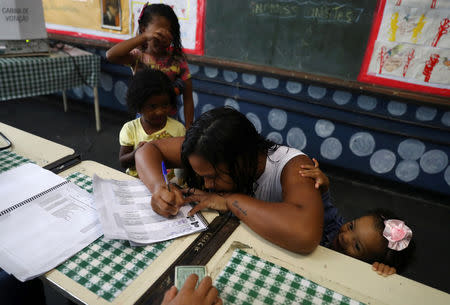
[44,0,204,55]
[130,0,205,55]
[102,0,122,30]
[44,0,131,43]
[358,0,450,97]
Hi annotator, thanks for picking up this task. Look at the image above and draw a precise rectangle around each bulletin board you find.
[43,0,205,55]
[358,0,450,97]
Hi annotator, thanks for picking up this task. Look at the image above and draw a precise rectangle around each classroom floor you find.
[1,96,449,304]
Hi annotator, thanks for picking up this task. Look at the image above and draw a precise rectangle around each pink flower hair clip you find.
[383,219,412,251]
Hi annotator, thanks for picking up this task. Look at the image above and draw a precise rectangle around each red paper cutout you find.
[423,54,440,82]
[403,49,415,77]
[431,18,449,47]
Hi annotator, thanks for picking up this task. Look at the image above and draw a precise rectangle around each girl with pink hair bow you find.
[300,159,414,277]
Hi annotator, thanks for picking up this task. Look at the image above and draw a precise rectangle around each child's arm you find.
[173,78,185,96]
[299,158,329,194]
[119,142,146,169]
[372,262,396,277]
[106,28,172,65]
[182,79,194,129]
[106,35,148,65]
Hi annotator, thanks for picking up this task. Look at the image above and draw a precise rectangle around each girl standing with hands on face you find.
[107,3,194,128]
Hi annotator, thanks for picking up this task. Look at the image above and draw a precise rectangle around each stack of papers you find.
[0,164,208,282]
[0,164,102,281]
[93,175,208,245]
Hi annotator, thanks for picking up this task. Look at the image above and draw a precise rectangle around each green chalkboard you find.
[205,0,377,80]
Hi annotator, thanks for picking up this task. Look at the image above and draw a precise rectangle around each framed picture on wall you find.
[101,0,122,30]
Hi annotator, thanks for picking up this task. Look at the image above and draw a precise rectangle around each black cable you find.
[0,132,12,150]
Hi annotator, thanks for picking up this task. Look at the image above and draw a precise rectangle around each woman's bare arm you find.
[135,137,186,217]
[188,155,324,254]
[135,137,185,192]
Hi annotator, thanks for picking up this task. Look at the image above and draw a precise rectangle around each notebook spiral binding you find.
[0,180,70,217]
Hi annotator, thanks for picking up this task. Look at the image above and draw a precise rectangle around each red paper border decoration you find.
[358,0,449,97]
[192,0,205,55]
[46,0,205,56]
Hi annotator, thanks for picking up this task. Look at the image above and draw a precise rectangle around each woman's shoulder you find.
[269,145,305,161]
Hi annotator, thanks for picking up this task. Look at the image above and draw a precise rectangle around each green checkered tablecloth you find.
[0,51,100,101]
[0,150,33,173]
[57,172,171,302]
[215,249,365,305]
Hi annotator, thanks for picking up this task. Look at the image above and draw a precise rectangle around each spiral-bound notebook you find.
[0,163,102,281]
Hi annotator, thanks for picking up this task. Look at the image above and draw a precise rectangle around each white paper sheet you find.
[0,164,102,281]
[0,163,65,212]
[93,175,208,244]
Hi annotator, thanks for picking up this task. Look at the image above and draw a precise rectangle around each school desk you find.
[0,122,76,173]
[42,160,449,305]
[138,214,449,305]
[0,45,102,131]
[199,223,449,305]
[43,160,220,305]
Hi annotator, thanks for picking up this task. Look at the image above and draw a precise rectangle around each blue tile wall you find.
[62,47,450,196]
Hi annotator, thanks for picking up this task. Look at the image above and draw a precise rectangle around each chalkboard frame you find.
[186,53,450,107]
[203,0,377,81]
[48,33,450,107]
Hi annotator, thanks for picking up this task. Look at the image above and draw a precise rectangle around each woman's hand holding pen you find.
[151,184,185,217]
[152,161,186,217]
[182,188,229,216]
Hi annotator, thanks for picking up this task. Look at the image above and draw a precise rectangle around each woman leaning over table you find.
[135,107,324,254]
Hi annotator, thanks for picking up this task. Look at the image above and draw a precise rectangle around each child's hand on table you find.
[372,262,396,277]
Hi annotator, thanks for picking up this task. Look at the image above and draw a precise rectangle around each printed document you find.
[93,175,208,244]
[0,163,102,281]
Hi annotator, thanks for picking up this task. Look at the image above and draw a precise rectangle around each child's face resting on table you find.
[331,216,398,277]
[331,216,386,262]
[142,15,172,56]
[139,94,171,130]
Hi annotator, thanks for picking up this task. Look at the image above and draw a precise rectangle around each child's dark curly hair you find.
[366,209,415,273]
[126,68,176,114]
[138,3,184,59]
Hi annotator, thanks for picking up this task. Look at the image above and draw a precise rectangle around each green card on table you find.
[175,266,207,289]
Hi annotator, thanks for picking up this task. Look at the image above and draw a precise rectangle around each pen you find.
[161,161,171,192]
